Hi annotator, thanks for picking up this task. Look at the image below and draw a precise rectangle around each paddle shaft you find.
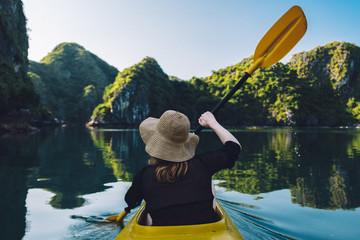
[194,72,251,135]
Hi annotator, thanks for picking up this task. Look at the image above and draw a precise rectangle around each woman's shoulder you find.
[188,155,210,170]
[197,141,241,157]
[190,141,241,174]
[133,165,153,178]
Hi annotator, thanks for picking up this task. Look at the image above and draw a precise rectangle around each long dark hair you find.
[149,157,189,183]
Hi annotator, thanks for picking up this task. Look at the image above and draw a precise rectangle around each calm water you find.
[1,127,359,240]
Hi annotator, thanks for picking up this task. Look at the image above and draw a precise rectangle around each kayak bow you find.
[115,200,244,240]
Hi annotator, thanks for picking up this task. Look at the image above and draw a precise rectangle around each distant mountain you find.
[28,43,119,124]
[25,41,360,127]
[90,42,360,127]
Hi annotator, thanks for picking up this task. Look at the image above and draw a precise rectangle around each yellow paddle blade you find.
[248,5,307,74]
[105,215,119,221]
[105,210,127,222]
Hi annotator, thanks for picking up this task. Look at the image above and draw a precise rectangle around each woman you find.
[123,110,241,226]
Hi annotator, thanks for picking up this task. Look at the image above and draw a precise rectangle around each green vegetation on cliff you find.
[288,41,360,125]
[22,40,360,127]
[185,42,359,126]
[90,57,205,125]
[90,41,360,127]
[0,0,39,116]
[91,42,360,127]
[28,42,118,124]
[190,57,303,125]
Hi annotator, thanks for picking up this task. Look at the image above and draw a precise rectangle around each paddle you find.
[105,210,127,224]
[71,211,127,225]
[194,5,307,135]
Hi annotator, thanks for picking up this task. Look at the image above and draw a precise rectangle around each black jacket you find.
[124,141,241,226]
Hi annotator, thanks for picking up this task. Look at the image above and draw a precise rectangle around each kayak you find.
[115,200,245,240]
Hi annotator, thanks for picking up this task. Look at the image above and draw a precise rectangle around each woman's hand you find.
[198,111,219,128]
[198,111,240,146]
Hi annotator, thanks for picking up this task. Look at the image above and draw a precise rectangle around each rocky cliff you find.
[289,42,360,94]
[288,42,360,125]
[89,57,176,126]
[0,0,39,131]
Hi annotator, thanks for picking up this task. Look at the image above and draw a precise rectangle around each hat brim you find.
[139,117,199,162]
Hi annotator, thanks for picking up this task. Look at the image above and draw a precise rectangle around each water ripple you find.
[218,198,295,240]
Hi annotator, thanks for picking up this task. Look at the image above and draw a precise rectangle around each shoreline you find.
[1,119,359,135]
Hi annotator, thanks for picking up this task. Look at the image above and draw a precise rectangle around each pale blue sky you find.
[23,0,360,80]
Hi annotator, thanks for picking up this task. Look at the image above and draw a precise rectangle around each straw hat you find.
[139,110,199,162]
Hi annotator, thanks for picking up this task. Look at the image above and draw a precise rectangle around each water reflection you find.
[27,128,118,209]
[23,128,148,211]
[2,127,360,239]
[90,129,148,181]
[0,133,40,240]
[90,127,360,210]
[212,129,298,195]
[211,128,360,210]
